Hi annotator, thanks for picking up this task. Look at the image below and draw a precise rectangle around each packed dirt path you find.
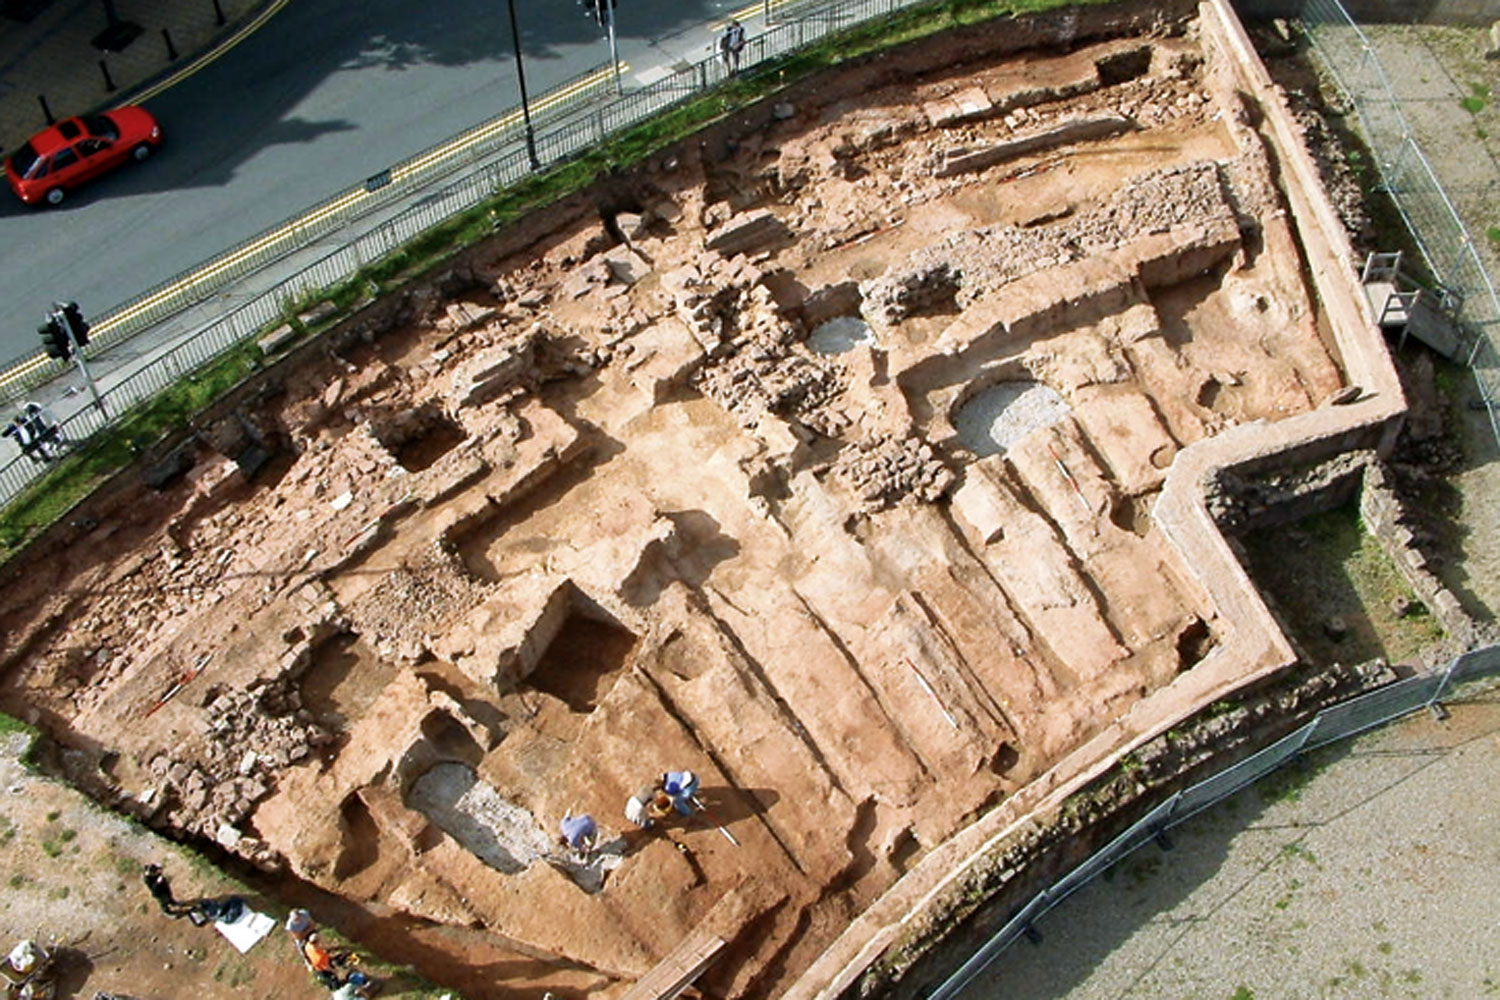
[961,682,1500,1000]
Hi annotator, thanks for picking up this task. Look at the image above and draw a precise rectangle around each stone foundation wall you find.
[1359,463,1477,642]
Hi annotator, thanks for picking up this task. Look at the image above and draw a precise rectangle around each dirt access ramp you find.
[0,0,1404,996]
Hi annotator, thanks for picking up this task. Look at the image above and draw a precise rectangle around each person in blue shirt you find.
[661,771,700,815]
[559,811,598,854]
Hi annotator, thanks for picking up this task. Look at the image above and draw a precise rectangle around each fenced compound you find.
[0,0,955,512]
[927,643,1500,1000]
[1293,0,1500,445]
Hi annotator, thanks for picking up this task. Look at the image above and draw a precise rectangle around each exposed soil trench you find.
[0,3,1407,997]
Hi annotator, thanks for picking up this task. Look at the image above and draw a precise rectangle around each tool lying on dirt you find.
[144,653,212,718]
[1046,442,1092,514]
[997,155,1063,184]
[691,795,741,847]
[903,656,959,730]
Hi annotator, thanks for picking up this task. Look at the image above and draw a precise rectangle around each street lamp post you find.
[604,1,622,96]
[505,0,540,171]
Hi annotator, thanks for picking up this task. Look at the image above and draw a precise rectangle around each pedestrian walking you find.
[719,18,746,75]
[3,415,38,464]
[142,863,193,918]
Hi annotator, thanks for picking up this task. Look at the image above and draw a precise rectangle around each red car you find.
[5,106,162,206]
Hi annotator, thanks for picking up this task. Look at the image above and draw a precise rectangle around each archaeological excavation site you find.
[0,0,1425,996]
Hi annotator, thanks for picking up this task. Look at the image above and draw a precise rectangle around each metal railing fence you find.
[928,643,1500,1000]
[1295,0,1500,447]
[0,0,943,512]
[0,58,627,391]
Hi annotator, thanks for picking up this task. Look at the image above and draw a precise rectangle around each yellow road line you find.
[4,59,626,393]
[0,354,49,393]
[98,63,622,335]
[129,0,297,108]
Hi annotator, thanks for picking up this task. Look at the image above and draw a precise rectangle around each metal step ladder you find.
[1361,251,1466,359]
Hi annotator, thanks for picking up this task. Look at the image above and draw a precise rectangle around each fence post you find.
[1428,654,1460,706]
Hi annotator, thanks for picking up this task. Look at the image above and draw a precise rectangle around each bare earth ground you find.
[961,683,1500,1000]
[0,3,1446,998]
[0,731,330,1000]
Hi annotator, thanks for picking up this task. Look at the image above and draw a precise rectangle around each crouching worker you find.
[661,771,700,816]
[559,811,598,857]
[625,784,674,829]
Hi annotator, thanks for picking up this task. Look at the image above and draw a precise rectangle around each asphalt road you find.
[0,0,745,367]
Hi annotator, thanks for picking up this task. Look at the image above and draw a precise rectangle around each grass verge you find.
[1,0,1121,562]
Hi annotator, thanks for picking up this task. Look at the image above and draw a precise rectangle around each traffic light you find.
[38,313,70,361]
[60,301,89,347]
[580,0,614,25]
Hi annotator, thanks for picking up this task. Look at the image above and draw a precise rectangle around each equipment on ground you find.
[1,939,56,1000]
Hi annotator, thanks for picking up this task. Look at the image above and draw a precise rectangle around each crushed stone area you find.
[0,4,1413,997]
[961,687,1500,1000]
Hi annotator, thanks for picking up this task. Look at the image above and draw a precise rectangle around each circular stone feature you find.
[955,381,1071,457]
[808,316,875,355]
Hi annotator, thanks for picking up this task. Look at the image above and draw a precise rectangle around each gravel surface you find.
[808,316,875,355]
[955,381,1072,456]
[961,686,1500,1000]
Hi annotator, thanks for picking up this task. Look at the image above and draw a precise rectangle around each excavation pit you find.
[0,3,1409,996]
[300,632,399,732]
[375,405,468,473]
[524,611,637,714]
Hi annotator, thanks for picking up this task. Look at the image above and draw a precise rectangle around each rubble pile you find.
[143,680,335,865]
[342,554,489,664]
[862,161,1234,326]
[831,434,957,511]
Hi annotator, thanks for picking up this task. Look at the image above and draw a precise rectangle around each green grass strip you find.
[0,0,1118,560]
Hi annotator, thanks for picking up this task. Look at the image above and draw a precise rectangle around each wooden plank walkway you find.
[618,930,727,1000]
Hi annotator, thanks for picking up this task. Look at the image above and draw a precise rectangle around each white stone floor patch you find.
[955,381,1071,457]
[808,316,875,355]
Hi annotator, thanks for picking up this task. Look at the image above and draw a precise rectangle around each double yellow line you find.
[728,0,797,24]
[0,64,623,399]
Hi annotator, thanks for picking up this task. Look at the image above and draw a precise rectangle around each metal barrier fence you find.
[1294,0,1500,447]
[0,0,939,512]
[0,59,625,389]
[928,643,1500,1000]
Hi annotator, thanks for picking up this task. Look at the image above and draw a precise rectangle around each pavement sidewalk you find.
[0,0,269,152]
